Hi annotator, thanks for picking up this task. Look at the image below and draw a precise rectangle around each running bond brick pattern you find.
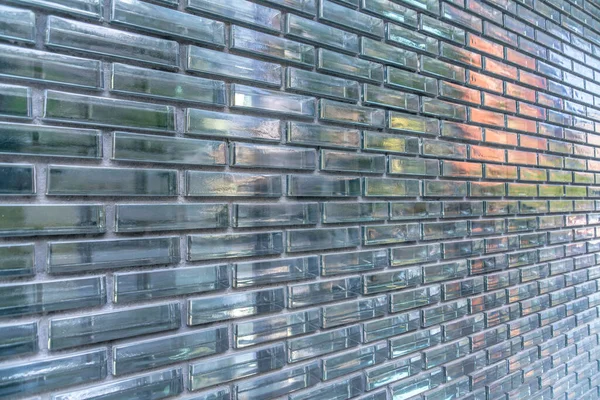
[1,0,600,398]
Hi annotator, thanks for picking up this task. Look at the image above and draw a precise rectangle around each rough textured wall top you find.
[1,0,600,398]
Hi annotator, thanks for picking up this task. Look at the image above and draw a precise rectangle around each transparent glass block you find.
[286,68,360,102]
[385,67,437,95]
[44,90,176,131]
[287,325,361,363]
[234,309,320,348]
[285,14,358,53]
[0,5,35,43]
[322,202,388,223]
[287,227,360,252]
[232,362,320,399]
[111,0,225,45]
[0,204,105,237]
[360,0,418,27]
[288,277,361,307]
[321,296,386,328]
[48,303,180,350]
[185,45,281,87]
[362,131,420,154]
[185,0,281,32]
[47,237,180,274]
[0,44,101,89]
[0,84,31,119]
[388,111,439,135]
[53,369,183,400]
[230,84,315,117]
[386,23,438,54]
[318,48,383,82]
[0,349,107,397]
[363,311,420,342]
[115,264,227,303]
[0,244,34,278]
[0,322,37,358]
[363,223,420,245]
[287,175,361,197]
[321,249,388,276]
[321,150,385,173]
[45,16,178,67]
[190,345,285,390]
[291,374,364,400]
[363,177,421,197]
[231,26,314,66]
[321,343,387,380]
[234,256,318,288]
[231,142,316,170]
[390,286,440,313]
[363,84,419,111]
[113,327,228,375]
[389,156,439,176]
[287,121,360,148]
[0,276,106,317]
[390,243,441,267]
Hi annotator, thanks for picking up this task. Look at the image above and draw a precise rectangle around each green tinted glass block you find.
[0,244,34,278]
[287,175,361,197]
[111,0,225,45]
[363,177,421,197]
[320,0,384,37]
[362,131,419,154]
[44,91,176,132]
[386,23,438,54]
[0,84,31,118]
[318,48,383,83]
[286,68,360,102]
[319,99,385,127]
[233,203,318,227]
[321,150,385,173]
[47,166,178,196]
[388,111,439,135]
[0,164,34,195]
[287,121,360,149]
[285,13,358,53]
[0,122,101,158]
[0,5,35,43]
[322,202,388,223]
[230,84,315,117]
[113,132,226,166]
[110,64,225,105]
[45,16,178,68]
[0,204,104,237]
[231,142,316,170]
[363,84,419,112]
[0,44,102,89]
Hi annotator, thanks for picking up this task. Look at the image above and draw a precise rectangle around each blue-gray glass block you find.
[0,204,104,237]
[0,349,107,397]
[45,16,178,68]
[114,264,228,303]
[189,345,285,390]
[0,5,35,43]
[111,0,225,46]
[115,203,228,233]
[234,309,320,348]
[52,368,184,400]
[0,84,30,119]
[0,322,37,359]
[47,237,180,274]
[318,48,383,83]
[188,288,284,325]
[363,311,420,342]
[185,0,281,32]
[234,256,319,287]
[322,202,388,223]
[185,45,281,87]
[290,374,364,400]
[363,223,420,245]
[321,150,385,173]
[113,327,229,375]
[0,276,106,317]
[48,303,181,350]
[0,164,34,195]
[188,232,282,261]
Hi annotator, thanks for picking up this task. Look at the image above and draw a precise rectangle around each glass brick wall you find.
[0,0,600,398]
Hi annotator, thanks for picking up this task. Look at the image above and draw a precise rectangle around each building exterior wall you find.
[0,0,600,398]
